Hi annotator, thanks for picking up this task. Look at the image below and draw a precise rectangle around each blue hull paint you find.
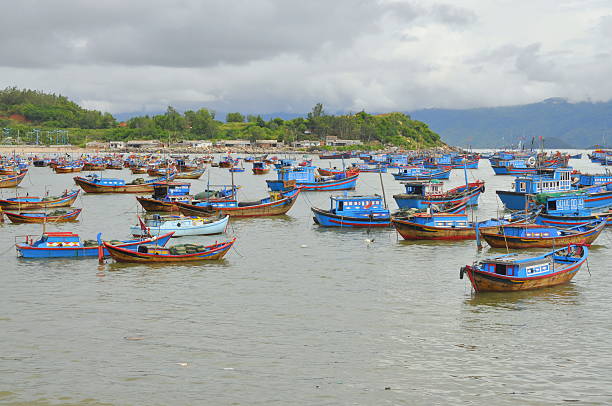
[267,175,358,191]
[17,234,173,258]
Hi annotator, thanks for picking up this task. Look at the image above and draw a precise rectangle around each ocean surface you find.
[1,151,611,405]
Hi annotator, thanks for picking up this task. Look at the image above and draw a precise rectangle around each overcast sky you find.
[1,0,612,115]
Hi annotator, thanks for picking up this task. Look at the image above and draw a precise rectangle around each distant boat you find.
[4,208,82,224]
[176,188,300,218]
[74,174,173,193]
[175,168,205,179]
[479,219,606,249]
[394,180,484,209]
[460,244,589,292]
[391,167,451,181]
[103,238,235,263]
[252,161,271,175]
[0,189,79,210]
[267,166,358,191]
[0,170,28,188]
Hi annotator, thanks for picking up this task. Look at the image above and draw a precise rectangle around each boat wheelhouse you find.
[311,195,390,227]
[496,168,573,210]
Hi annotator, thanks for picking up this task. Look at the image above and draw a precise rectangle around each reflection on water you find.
[464,282,582,309]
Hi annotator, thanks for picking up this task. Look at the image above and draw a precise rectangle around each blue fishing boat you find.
[491,158,538,175]
[391,167,451,181]
[16,231,174,258]
[267,166,358,191]
[478,219,607,249]
[535,193,612,227]
[460,244,589,292]
[575,172,612,187]
[311,195,390,227]
[274,158,297,169]
[74,174,174,193]
[394,180,485,209]
[496,168,573,210]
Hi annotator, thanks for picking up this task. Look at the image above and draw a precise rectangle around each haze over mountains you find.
[409,98,612,149]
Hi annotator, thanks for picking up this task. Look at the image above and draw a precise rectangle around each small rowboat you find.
[4,208,82,224]
[0,170,28,188]
[0,190,79,210]
[103,238,235,263]
[130,214,229,237]
[460,244,589,292]
[479,219,607,249]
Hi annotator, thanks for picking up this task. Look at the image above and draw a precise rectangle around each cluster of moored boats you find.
[1,149,610,293]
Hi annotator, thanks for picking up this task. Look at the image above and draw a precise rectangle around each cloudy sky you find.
[1,0,612,115]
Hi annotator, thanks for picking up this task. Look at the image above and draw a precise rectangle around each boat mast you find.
[378,164,387,209]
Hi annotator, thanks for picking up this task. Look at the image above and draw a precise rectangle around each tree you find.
[226,112,245,123]
[185,108,218,138]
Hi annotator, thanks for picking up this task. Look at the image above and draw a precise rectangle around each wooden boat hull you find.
[177,190,300,218]
[392,218,476,240]
[463,261,583,292]
[4,209,82,224]
[104,239,235,263]
[54,166,83,173]
[0,171,27,188]
[479,224,605,248]
[136,197,179,212]
[130,167,147,174]
[252,168,270,175]
[83,163,106,171]
[0,190,79,209]
[74,177,157,193]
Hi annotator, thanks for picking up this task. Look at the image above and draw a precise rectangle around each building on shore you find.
[126,140,161,149]
[109,141,125,149]
[254,139,283,148]
[324,136,362,147]
[213,139,251,148]
[176,140,213,149]
[85,141,108,150]
[291,140,321,148]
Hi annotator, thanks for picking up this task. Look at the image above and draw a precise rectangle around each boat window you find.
[547,200,557,211]
[495,264,508,276]
[338,202,344,211]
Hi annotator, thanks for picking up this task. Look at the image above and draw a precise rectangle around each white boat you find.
[130,214,229,237]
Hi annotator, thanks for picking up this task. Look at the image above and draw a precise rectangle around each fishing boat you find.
[0,170,28,188]
[136,182,194,212]
[83,162,106,171]
[391,204,532,240]
[252,161,271,175]
[478,219,606,248]
[130,214,229,237]
[460,244,588,292]
[130,166,148,174]
[312,195,390,227]
[535,193,612,227]
[391,167,451,181]
[393,180,484,209]
[54,163,84,173]
[175,168,205,179]
[0,189,79,210]
[74,174,172,193]
[16,231,174,258]
[103,238,235,263]
[229,166,245,172]
[267,166,358,191]
[4,208,82,224]
[177,187,300,218]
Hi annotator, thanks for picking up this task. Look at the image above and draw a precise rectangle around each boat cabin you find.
[35,232,82,247]
[578,173,612,187]
[402,180,444,196]
[480,255,553,277]
[329,195,389,218]
[514,168,573,194]
[540,193,589,216]
[152,182,191,199]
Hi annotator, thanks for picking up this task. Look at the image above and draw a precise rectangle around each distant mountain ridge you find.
[408,98,612,149]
